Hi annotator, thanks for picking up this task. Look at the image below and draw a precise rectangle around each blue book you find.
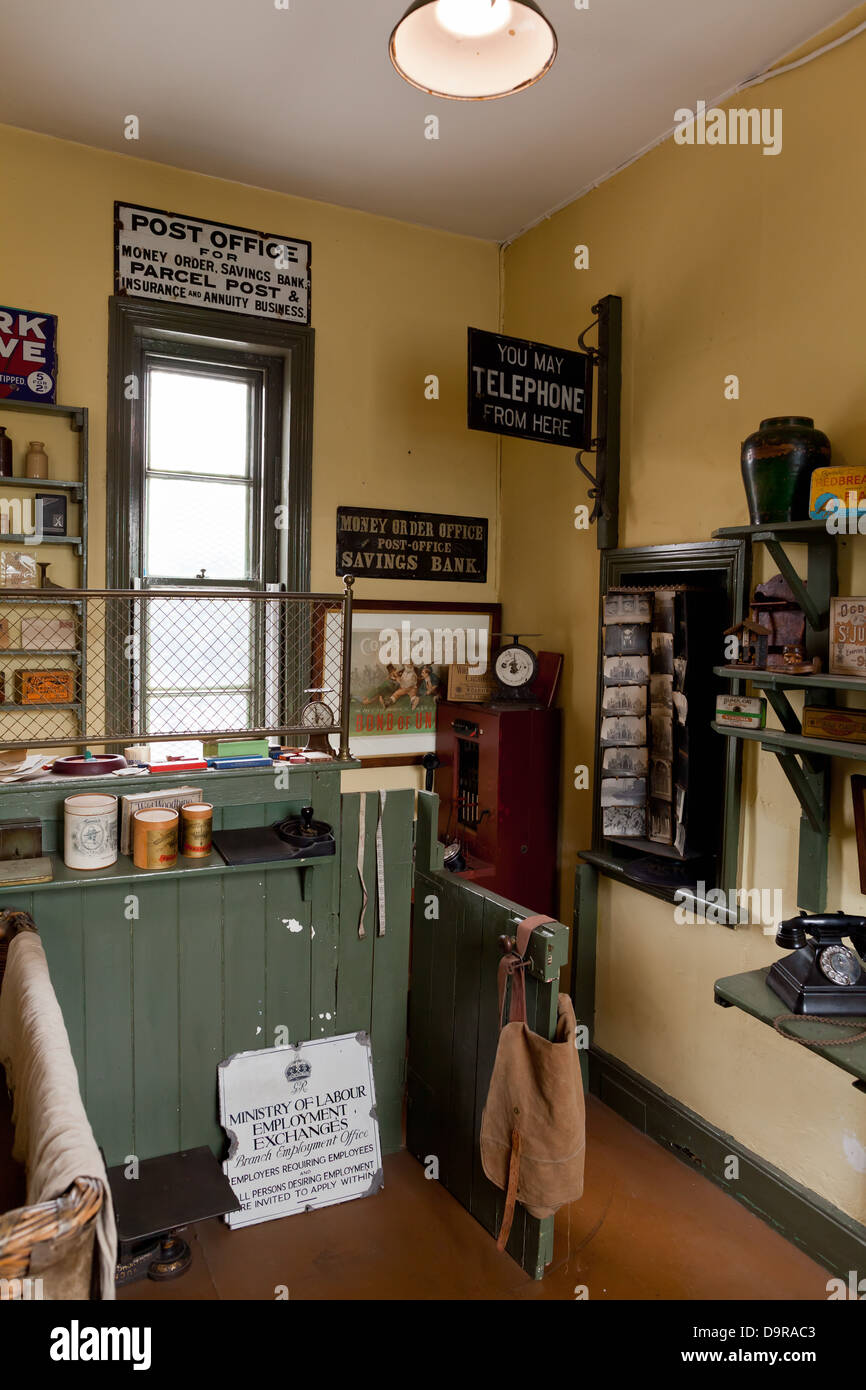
[206,756,274,770]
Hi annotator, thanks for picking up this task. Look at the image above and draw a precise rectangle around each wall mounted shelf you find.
[0,848,330,903]
[711,720,866,764]
[0,399,89,749]
[0,648,81,659]
[0,534,82,552]
[0,702,81,713]
[715,967,866,1093]
[0,476,85,497]
[714,522,833,628]
[711,521,840,911]
[714,665,866,694]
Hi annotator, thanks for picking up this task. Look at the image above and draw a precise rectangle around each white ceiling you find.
[0,0,857,241]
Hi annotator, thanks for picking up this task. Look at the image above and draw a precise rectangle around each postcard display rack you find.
[600,587,714,858]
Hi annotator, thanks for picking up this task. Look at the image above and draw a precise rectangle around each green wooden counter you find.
[0,765,416,1165]
[715,967,866,1090]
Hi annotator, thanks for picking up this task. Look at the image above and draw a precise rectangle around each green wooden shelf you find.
[713,521,832,541]
[0,476,84,495]
[714,521,834,627]
[0,400,86,426]
[579,848,736,920]
[0,400,88,745]
[0,848,334,896]
[0,534,82,550]
[713,665,866,693]
[710,518,840,911]
[711,721,866,762]
[0,648,80,658]
[715,967,866,1090]
[0,701,81,712]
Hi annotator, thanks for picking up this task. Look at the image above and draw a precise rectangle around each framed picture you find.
[36,493,67,536]
[325,599,500,762]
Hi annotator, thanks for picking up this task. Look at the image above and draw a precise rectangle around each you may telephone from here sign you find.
[115,202,311,324]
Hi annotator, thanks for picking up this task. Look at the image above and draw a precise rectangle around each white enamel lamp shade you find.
[389,0,557,100]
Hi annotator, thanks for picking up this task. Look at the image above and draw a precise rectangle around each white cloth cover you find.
[0,931,116,1298]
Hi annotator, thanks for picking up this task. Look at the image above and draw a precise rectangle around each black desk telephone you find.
[767,912,866,1015]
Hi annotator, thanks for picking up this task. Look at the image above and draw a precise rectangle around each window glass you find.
[145,478,251,579]
[147,369,251,477]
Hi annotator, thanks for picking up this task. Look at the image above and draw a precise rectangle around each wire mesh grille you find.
[0,589,348,750]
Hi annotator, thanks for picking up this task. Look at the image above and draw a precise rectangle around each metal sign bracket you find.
[574,294,622,550]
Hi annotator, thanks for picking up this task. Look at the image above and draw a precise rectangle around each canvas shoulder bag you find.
[480,914,586,1251]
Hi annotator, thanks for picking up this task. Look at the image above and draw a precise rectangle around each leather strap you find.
[496,1128,522,1253]
[375,790,387,937]
[357,794,368,939]
[497,914,556,1028]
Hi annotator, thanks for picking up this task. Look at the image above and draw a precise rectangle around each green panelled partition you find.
[407,793,570,1280]
[0,765,414,1164]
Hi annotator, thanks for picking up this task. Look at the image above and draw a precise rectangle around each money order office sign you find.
[218,1032,382,1228]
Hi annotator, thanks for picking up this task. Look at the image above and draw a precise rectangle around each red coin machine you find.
[434,701,560,918]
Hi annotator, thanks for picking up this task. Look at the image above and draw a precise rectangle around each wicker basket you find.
[0,910,105,1299]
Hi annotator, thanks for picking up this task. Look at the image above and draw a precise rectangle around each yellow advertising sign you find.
[810,466,866,522]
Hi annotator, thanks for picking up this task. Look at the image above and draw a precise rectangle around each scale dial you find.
[301,699,335,730]
[494,643,538,694]
[818,944,862,987]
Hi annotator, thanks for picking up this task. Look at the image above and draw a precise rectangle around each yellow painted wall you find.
[0,123,499,602]
[502,15,866,1221]
[0,122,499,791]
[6,10,866,1226]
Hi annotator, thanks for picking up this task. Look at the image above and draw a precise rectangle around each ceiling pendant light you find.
[389,0,557,101]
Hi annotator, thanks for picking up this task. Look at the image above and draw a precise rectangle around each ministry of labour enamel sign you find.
[219,1031,382,1228]
[115,202,311,324]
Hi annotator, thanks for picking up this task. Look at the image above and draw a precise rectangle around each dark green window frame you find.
[582,537,749,916]
[106,296,314,591]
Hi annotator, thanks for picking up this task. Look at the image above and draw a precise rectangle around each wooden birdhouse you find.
[724,619,770,670]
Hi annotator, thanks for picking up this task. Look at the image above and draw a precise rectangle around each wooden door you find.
[408,793,569,1279]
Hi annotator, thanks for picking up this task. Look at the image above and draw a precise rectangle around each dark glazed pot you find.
[0,427,11,478]
[740,416,831,525]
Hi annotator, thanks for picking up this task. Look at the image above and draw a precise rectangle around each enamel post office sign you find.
[218,1032,382,1228]
[0,306,58,403]
[467,327,593,449]
[115,202,311,324]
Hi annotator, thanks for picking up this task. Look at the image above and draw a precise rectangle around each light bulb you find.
[435,0,512,38]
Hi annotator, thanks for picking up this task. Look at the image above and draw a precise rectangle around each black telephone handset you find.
[767,911,866,1015]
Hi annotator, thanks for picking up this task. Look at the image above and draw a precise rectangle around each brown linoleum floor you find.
[118,1097,832,1301]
